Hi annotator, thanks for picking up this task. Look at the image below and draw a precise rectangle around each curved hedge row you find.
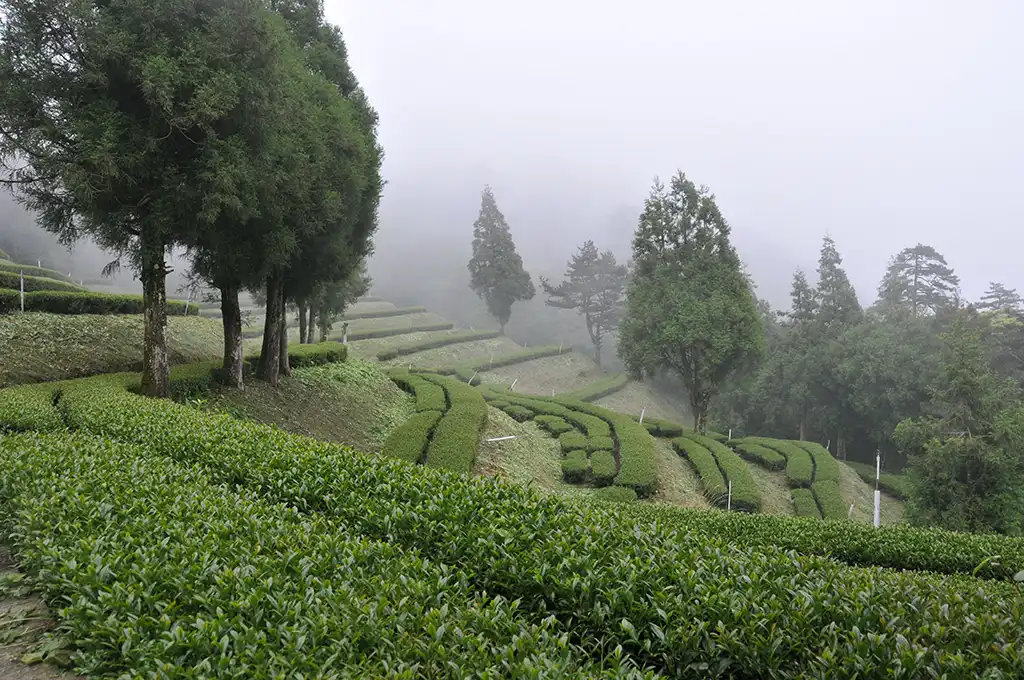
[812,480,848,520]
[381,410,443,463]
[0,270,83,293]
[682,433,761,512]
[0,290,190,316]
[376,329,502,361]
[789,488,820,518]
[633,416,685,438]
[560,373,628,402]
[732,440,786,471]
[0,261,75,282]
[390,373,447,412]
[344,305,427,320]
[672,437,727,502]
[420,374,488,474]
[534,415,573,435]
[0,432,604,678]
[847,460,911,500]
[455,345,572,385]
[794,440,840,483]
[747,437,814,487]
[561,449,589,482]
[1,377,1020,674]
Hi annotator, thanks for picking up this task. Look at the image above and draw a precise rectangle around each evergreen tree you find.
[877,244,960,318]
[784,269,818,326]
[539,240,628,366]
[467,186,535,332]
[978,282,1023,313]
[618,171,763,432]
[816,235,862,329]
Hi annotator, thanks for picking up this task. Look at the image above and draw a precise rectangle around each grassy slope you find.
[839,461,904,525]
[343,311,449,332]
[0,313,222,387]
[594,382,690,423]
[648,438,711,508]
[375,336,521,368]
[203,359,412,454]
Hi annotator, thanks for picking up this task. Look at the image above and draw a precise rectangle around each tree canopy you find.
[467,185,535,332]
[877,244,960,318]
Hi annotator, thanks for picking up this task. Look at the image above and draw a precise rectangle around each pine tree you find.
[467,186,535,332]
[978,282,1023,314]
[877,243,960,318]
[816,235,862,329]
[540,241,627,366]
[618,171,763,432]
[784,269,818,326]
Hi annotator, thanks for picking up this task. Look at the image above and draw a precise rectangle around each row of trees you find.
[0,0,382,396]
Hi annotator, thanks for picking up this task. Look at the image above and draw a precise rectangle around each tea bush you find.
[344,305,426,319]
[559,431,589,453]
[561,449,589,482]
[420,374,487,474]
[0,262,74,282]
[502,404,534,422]
[454,345,572,385]
[561,373,628,402]
[381,410,442,463]
[376,329,501,360]
[587,435,615,452]
[534,415,574,435]
[590,450,617,486]
[733,440,786,471]
[847,460,911,499]
[0,290,190,315]
[0,271,83,293]
[794,440,841,483]
[348,322,454,341]
[672,437,727,502]
[747,437,814,487]
[812,480,848,520]
[592,486,638,503]
[791,488,822,518]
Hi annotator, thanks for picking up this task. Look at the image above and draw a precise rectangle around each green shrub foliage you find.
[793,440,841,483]
[684,433,761,512]
[561,373,628,402]
[559,431,588,453]
[747,437,814,487]
[812,480,848,520]
[587,435,615,452]
[0,271,83,293]
[561,449,589,483]
[0,375,1022,675]
[344,305,427,320]
[390,373,447,412]
[733,441,786,471]
[0,261,74,282]
[420,375,488,474]
[590,450,617,486]
[502,404,533,422]
[847,461,910,500]
[376,330,501,360]
[338,322,454,341]
[592,486,638,503]
[381,410,443,464]
[0,290,190,315]
[454,345,571,385]
[634,416,685,438]
[791,488,822,518]
[673,437,728,502]
[534,415,573,436]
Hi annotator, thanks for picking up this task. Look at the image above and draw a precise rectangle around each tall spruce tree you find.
[816,235,862,329]
[978,282,1023,314]
[540,240,628,366]
[618,171,763,432]
[877,244,960,318]
[467,186,535,332]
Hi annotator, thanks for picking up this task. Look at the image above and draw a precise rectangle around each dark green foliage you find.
[733,441,786,471]
[673,437,728,502]
[791,488,821,518]
[793,440,841,483]
[684,433,761,512]
[244,342,347,372]
[978,282,1023,314]
[487,400,511,410]
[0,290,190,316]
[467,186,535,331]
[540,241,627,366]
[588,435,615,452]
[633,416,685,438]
[619,171,763,431]
[534,415,573,436]
[561,373,628,401]
[561,450,589,483]
[592,486,638,503]
[421,375,488,474]
[376,330,501,360]
[345,305,427,320]
[812,480,848,520]
[590,450,617,486]
[847,461,910,500]
[390,373,446,412]
[0,262,74,282]
[0,271,83,293]
[559,431,589,453]
[454,344,571,385]
[502,404,534,422]
[877,244,960,318]
[2,376,1022,675]
[381,410,442,464]
[749,438,814,487]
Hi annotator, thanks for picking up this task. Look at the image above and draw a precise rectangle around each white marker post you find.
[342,322,349,345]
[486,435,519,442]
[727,480,732,511]
[489,352,494,366]
[558,340,563,353]
[848,503,855,520]
[19,271,25,312]
[468,371,478,385]
[551,388,555,397]
[873,452,881,528]
[638,407,646,425]
[509,377,519,392]
[728,428,733,442]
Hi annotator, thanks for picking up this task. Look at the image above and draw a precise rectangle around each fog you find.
[331,0,1024,314]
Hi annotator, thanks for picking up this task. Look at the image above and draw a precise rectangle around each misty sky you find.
[328,0,1023,307]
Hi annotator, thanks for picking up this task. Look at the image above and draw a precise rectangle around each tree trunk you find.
[298,304,307,345]
[139,231,169,398]
[256,272,283,385]
[307,309,317,344]
[219,282,244,389]
[799,416,806,441]
[594,341,602,367]
[279,296,291,377]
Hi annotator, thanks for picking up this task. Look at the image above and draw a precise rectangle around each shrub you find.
[347,322,455,341]
[533,415,573,436]
[561,373,628,401]
[590,450,617,486]
[376,330,501,360]
[243,342,347,373]
[791,488,821,518]
[454,345,572,385]
[733,441,786,471]
[382,410,443,463]
[0,290,190,315]
[685,433,761,512]
[747,437,813,487]
[391,374,447,412]
[672,437,727,502]
[559,431,588,453]
[345,305,427,320]
[592,486,637,503]
[588,435,615,452]
[812,480,848,520]
[634,416,685,438]
[503,404,534,422]
[792,440,841,484]
[0,271,83,293]
[846,461,910,500]
[422,375,488,474]
[488,400,511,410]
[0,262,74,282]
[3,377,1022,675]
[561,449,589,483]
[0,247,7,259]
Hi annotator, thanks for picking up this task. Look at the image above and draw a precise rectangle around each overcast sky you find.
[328,0,1020,306]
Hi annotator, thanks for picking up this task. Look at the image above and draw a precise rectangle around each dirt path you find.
[0,547,78,680]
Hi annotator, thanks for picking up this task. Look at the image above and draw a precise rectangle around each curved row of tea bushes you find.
[0,271,83,293]
[791,487,821,518]
[0,381,1018,675]
[560,373,629,402]
[390,372,447,412]
[0,261,75,282]
[343,305,427,320]
[672,436,727,501]
[746,437,814,487]
[679,433,761,512]
[376,329,502,360]
[454,345,573,385]
[0,290,190,315]
[794,440,841,483]
[812,480,849,520]
[381,410,443,464]
[0,432,620,678]
[847,460,911,500]
[419,374,488,474]
[732,439,786,471]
